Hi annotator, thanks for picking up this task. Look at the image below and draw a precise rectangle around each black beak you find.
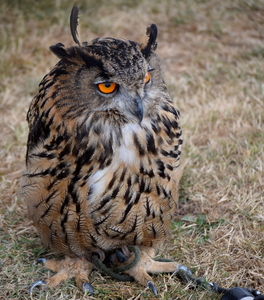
[133,94,143,123]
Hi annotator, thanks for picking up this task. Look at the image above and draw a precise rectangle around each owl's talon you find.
[82,282,94,296]
[115,249,128,263]
[177,264,192,275]
[148,281,158,296]
[175,265,193,284]
[36,258,47,265]
[29,280,46,293]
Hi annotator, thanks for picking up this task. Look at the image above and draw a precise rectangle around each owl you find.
[22,6,185,296]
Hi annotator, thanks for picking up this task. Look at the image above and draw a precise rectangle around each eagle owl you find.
[22,6,184,295]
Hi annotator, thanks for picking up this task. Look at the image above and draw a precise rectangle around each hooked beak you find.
[132,94,144,123]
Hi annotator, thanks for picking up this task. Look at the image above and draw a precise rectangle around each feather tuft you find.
[70,6,81,46]
[141,24,158,58]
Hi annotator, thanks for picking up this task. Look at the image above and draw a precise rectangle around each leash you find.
[91,245,140,282]
[92,246,263,299]
[176,267,264,300]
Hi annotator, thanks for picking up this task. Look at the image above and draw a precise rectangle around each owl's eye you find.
[97,82,117,94]
[145,72,151,84]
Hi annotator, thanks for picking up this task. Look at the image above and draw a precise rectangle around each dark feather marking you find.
[48,221,54,229]
[32,152,56,159]
[78,49,104,69]
[49,67,69,78]
[35,190,57,208]
[120,216,138,239]
[98,152,107,168]
[131,215,138,232]
[151,122,160,134]
[44,190,57,203]
[111,184,121,199]
[60,195,70,214]
[133,174,139,184]
[145,197,151,217]
[103,142,113,157]
[162,117,175,139]
[148,169,155,178]
[133,134,145,156]
[68,181,78,203]
[139,163,144,174]
[80,168,93,187]
[61,211,68,232]
[76,201,81,213]
[92,195,111,212]
[159,214,164,223]
[124,188,133,205]
[41,78,56,91]
[163,150,179,158]
[156,184,161,196]
[120,167,127,183]
[87,186,94,199]
[161,104,179,119]
[139,178,145,193]
[40,204,53,219]
[118,202,133,224]
[29,114,53,147]
[94,215,110,226]
[139,164,154,178]
[151,223,157,238]
[176,132,182,139]
[127,176,132,188]
[146,132,157,155]
[133,233,138,244]
[144,182,152,193]
[64,232,68,245]
[27,168,51,178]
[108,173,117,190]
[59,143,72,160]
[166,164,173,171]
[44,134,65,151]
[161,187,168,198]
[76,146,95,166]
[76,214,83,231]
[134,192,140,204]
[156,159,166,178]
[57,168,70,180]
[89,234,97,243]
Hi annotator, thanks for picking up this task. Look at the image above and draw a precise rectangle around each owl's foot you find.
[30,256,94,295]
[123,247,188,295]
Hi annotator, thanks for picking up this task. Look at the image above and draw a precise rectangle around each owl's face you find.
[49,24,166,124]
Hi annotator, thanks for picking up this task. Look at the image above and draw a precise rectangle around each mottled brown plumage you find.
[22,6,184,294]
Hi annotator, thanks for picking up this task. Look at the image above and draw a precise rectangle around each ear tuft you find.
[141,24,158,58]
[49,43,70,59]
[70,6,81,46]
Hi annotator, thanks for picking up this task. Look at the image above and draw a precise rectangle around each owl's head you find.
[48,6,167,124]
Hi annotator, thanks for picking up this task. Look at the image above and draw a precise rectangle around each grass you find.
[0,0,263,299]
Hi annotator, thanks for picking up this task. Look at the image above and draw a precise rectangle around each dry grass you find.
[0,0,264,299]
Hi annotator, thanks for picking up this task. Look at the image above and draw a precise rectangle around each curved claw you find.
[82,282,94,296]
[36,258,47,265]
[29,280,46,293]
[147,281,158,296]
[175,265,193,284]
[177,264,192,275]
[115,249,128,263]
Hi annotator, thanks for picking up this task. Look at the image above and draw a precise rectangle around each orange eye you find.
[145,71,151,84]
[97,82,117,94]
